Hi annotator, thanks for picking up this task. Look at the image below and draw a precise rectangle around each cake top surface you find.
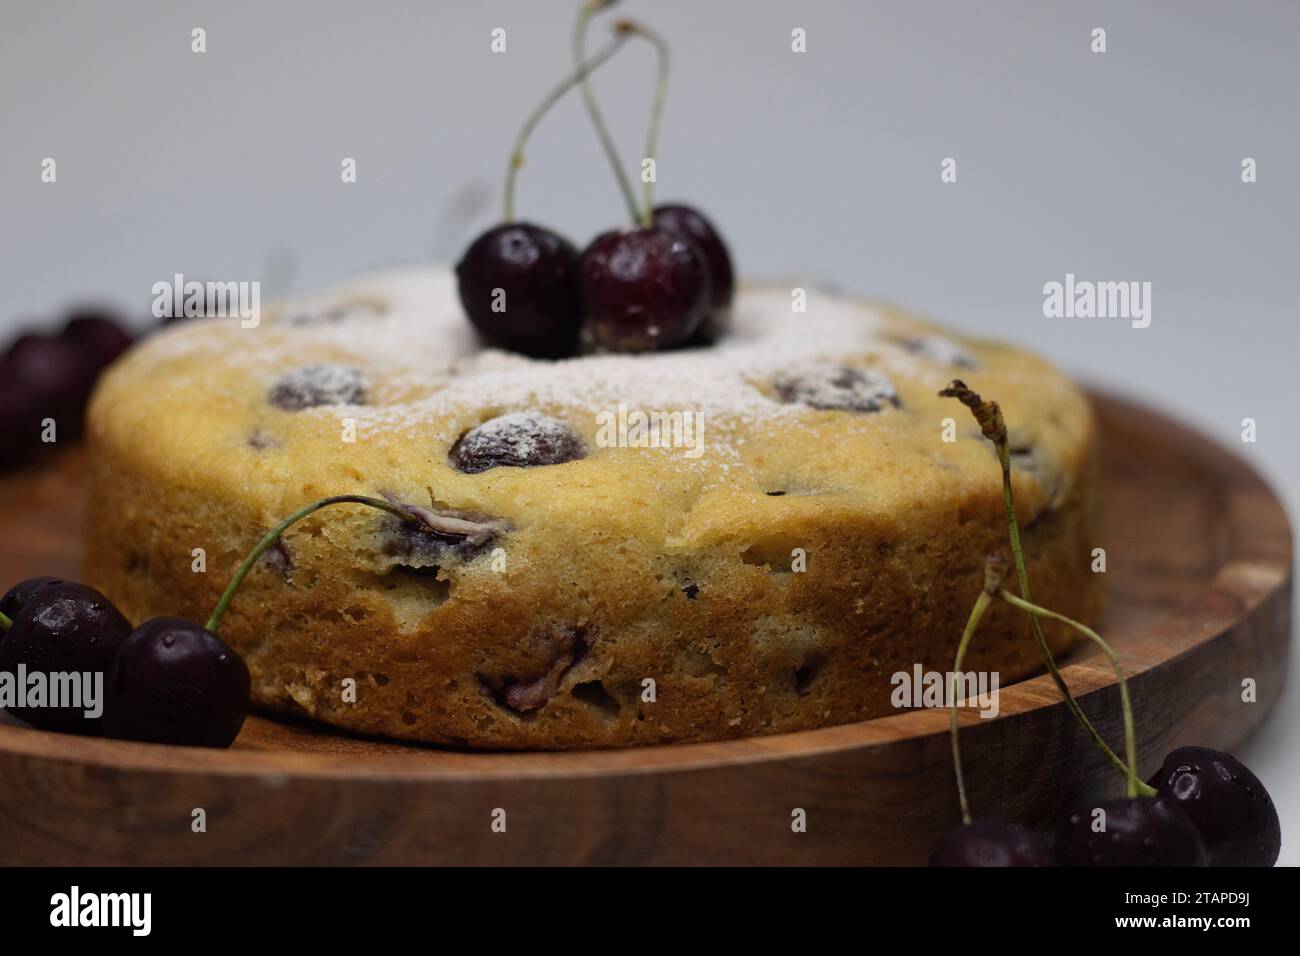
[142,266,975,425]
[92,265,1092,525]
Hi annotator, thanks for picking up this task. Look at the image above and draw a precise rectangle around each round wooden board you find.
[0,392,1290,866]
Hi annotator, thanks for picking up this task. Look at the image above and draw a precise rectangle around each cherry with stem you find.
[460,29,638,359]
[574,9,709,351]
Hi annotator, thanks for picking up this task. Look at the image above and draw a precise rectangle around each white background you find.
[2,1,1297,862]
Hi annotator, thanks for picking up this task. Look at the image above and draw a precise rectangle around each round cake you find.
[83,267,1102,749]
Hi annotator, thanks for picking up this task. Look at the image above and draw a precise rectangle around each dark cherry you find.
[5,332,98,431]
[479,626,592,714]
[450,412,586,474]
[267,364,366,411]
[104,618,250,748]
[579,227,710,352]
[455,222,583,359]
[381,511,500,566]
[1055,797,1208,867]
[1149,746,1280,867]
[929,821,1055,867]
[0,582,132,732]
[0,576,68,622]
[651,204,734,310]
[62,310,133,368]
[0,365,44,470]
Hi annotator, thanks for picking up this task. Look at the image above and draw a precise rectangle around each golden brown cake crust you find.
[83,269,1102,749]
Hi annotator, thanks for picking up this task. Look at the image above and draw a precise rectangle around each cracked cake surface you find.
[83,266,1102,748]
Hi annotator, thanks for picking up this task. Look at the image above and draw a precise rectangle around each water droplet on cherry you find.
[1055,797,1208,867]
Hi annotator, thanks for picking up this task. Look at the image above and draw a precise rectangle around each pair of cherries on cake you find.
[454,4,733,359]
[456,205,733,358]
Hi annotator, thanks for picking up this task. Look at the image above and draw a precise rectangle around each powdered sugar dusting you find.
[142,265,980,437]
[894,334,979,370]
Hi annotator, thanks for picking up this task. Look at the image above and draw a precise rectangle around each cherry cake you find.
[83,267,1101,748]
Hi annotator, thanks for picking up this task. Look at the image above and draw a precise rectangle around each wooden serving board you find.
[0,392,1290,866]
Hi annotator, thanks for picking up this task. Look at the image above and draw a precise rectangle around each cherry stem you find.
[204,495,426,634]
[950,585,995,825]
[940,381,1133,782]
[575,1,641,223]
[504,29,630,223]
[0,610,11,631]
[999,590,1153,798]
[614,20,669,228]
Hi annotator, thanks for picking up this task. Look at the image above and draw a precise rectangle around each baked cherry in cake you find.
[450,412,586,474]
[268,364,367,411]
[580,227,710,351]
[774,363,901,412]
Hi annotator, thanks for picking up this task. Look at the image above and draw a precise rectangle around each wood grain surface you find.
[0,392,1290,865]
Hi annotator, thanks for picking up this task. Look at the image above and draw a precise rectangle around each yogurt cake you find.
[83,267,1102,749]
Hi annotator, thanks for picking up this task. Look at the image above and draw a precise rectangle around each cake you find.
[83,267,1102,749]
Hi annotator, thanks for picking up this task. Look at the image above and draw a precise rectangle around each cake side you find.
[83,269,1103,748]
